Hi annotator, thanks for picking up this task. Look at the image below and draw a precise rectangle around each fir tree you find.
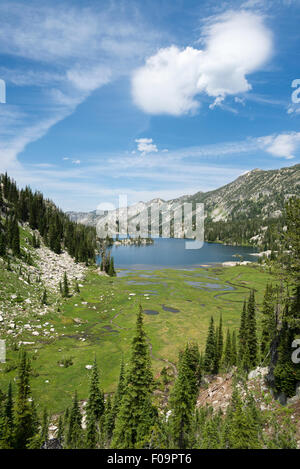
[223,329,232,370]
[62,272,69,298]
[204,316,215,373]
[86,357,105,421]
[112,356,126,423]
[231,330,237,367]
[67,391,83,449]
[238,300,247,365]
[0,382,14,448]
[14,350,36,448]
[11,217,20,256]
[247,290,258,368]
[112,306,155,448]
[103,394,115,444]
[169,344,199,449]
[57,415,64,443]
[261,284,276,360]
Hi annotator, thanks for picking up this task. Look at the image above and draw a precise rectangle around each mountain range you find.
[67,163,300,247]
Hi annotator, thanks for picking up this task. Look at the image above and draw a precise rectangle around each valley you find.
[0,250,273,413]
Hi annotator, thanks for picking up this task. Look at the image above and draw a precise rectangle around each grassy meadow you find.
[0,263,274,413]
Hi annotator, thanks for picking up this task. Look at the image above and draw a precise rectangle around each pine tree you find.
[14,350,35,448]
[231,330,237,367]
[108,256,116,277]
[204,316,215,373]
[223,329,232,370]
[85,358,104,448]
[0,382,14,448]
[62,272,69,298]
[247,290,258,368]
[112,305,155,448]
[213,314,223,373]
[261,284,276,360]
[103,394,115,444]
[67,391,83,449]
[113,356,126,423]
[0,227,6,257]
[238,300,247,365]
[57,415,64,443]
[11,217,20,256]
[86,357,105,421]
[169,344,199,449]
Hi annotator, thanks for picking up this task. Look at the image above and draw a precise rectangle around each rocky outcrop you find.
[35,246,86,292]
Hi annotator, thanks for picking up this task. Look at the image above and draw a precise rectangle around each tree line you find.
[0,173,97,265]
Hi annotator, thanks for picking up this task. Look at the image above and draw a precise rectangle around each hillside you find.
[0,172,299,450]
[67,163,300,248]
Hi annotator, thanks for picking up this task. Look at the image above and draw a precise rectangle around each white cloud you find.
[258,132,300,159]
[135,138,158,155]
[132,10,272,115]
[72,159,81,165]
[66,65,111,92]
[0,2,160,169]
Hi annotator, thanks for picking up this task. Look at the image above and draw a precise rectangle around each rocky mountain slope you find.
[67,163,300,246]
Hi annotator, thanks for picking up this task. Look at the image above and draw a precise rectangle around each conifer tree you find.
[223,329,232,370]
[85,358,104,448]
[67,391,83,449]
[57,415,64,443]
[14,351,35,448]
[103,394,115,444]
[247,290,258,368]
[113,356,126,423]
[231,330,237,367]
[0,382,14,448]
[86,357,105,422]
[204,316,215,373]
[62,272,69,298]
[261,284,276,360]
[238,300,247,364]
[0,228,6,257]
[11,217,20,256]
[112,306,155,448]
[213,314,223,373]
[169,344,199,449]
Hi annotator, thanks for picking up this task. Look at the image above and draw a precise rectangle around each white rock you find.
[248,367,268,380]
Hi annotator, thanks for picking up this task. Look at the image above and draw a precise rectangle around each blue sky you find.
[0,0,299,211]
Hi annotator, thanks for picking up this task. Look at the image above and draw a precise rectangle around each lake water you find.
[99,238,257,269]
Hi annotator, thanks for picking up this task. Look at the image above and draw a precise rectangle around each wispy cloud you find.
[0,1,161,171]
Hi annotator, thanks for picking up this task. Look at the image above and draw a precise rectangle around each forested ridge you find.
[0,173,97,264]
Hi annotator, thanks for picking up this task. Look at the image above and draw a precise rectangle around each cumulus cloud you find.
[135,138,158,155]
[132,10,273,115]
[258,132,300,159]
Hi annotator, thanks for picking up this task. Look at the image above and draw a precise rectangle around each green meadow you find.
[1,263,274,413]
